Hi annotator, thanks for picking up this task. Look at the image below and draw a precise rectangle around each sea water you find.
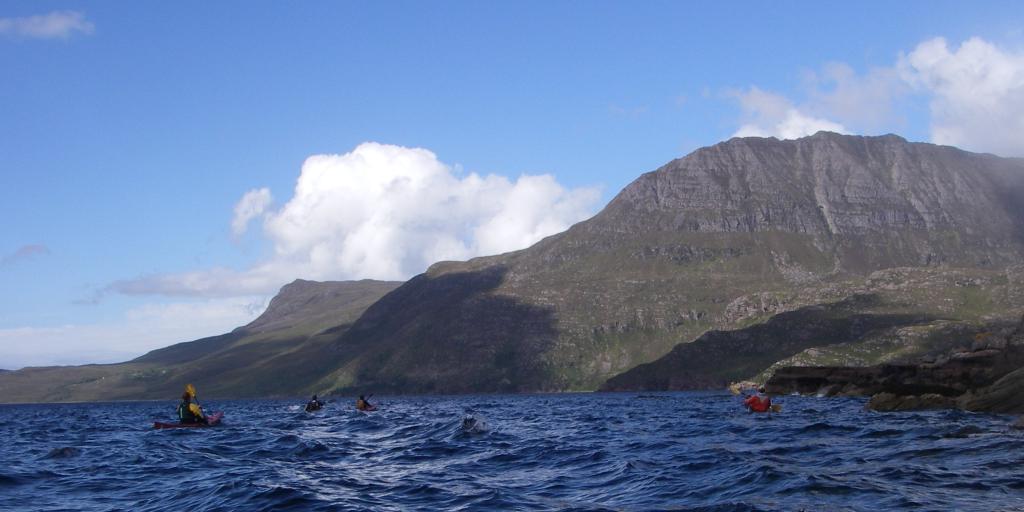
[2,391,1023,511]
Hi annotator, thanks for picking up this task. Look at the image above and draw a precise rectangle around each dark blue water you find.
[3,392,1023,511]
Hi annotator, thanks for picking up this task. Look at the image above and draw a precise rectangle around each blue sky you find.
[2,1,1023,368]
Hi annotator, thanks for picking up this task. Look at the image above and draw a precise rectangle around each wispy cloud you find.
[231,188,273,237]
[609,104,649,119]
[729,36,1024,157]
[106,142,602,298]
[802,62,909,132]
[0,11,94,40]
[729,86,847,139]
[1,244,50,267]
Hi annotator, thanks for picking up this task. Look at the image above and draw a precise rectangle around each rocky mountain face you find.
[0,280,400,402]
[316,132,1024,395]
[600,134,1024,271]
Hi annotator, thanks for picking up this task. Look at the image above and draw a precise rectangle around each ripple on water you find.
[0,473,25,486]
[42,446,81,459]
[857,428,906,439]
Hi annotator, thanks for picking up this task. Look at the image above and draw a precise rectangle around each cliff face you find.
[319,133,1024,394]
[599,133,1024,270]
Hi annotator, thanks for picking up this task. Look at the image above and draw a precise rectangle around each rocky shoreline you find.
[765,317,1024,413]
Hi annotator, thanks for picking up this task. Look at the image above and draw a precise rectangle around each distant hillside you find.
[0,280,400,402]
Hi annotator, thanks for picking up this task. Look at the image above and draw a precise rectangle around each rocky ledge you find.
[765,317,1024,413]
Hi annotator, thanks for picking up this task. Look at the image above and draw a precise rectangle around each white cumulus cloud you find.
[231,187,273,237]
[110,142,601,297]
[0,11,94,40]
[900,37,1024,156]
[731,87,848,139]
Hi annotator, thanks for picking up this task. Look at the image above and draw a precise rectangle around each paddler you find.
[305,394,324,412]
[743,386,772,413]
[355,394,374,411]
[177,385,207,424]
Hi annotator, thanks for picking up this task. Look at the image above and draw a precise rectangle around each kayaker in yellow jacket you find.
[177,387,206,424]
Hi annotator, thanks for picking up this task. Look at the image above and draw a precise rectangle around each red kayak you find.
[154,411,224,429]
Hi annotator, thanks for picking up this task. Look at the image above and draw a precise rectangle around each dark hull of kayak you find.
[154,411,224,429]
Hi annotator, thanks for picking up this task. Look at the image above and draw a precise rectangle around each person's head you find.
[181,392,191,401]
[358,395,365,400]
[758,386,766,393]
[312,394,318,401]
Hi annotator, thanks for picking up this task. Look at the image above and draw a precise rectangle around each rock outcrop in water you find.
[766,316,1024,413]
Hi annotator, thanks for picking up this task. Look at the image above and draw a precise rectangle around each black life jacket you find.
[178,401,200,423]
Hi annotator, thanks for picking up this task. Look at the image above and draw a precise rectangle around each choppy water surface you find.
[3,392,1023,511]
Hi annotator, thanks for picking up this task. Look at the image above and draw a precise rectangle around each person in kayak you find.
[743,387,772,413]
[355,394,375,411]
[177,390,206,424]
[305,394,324,412]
